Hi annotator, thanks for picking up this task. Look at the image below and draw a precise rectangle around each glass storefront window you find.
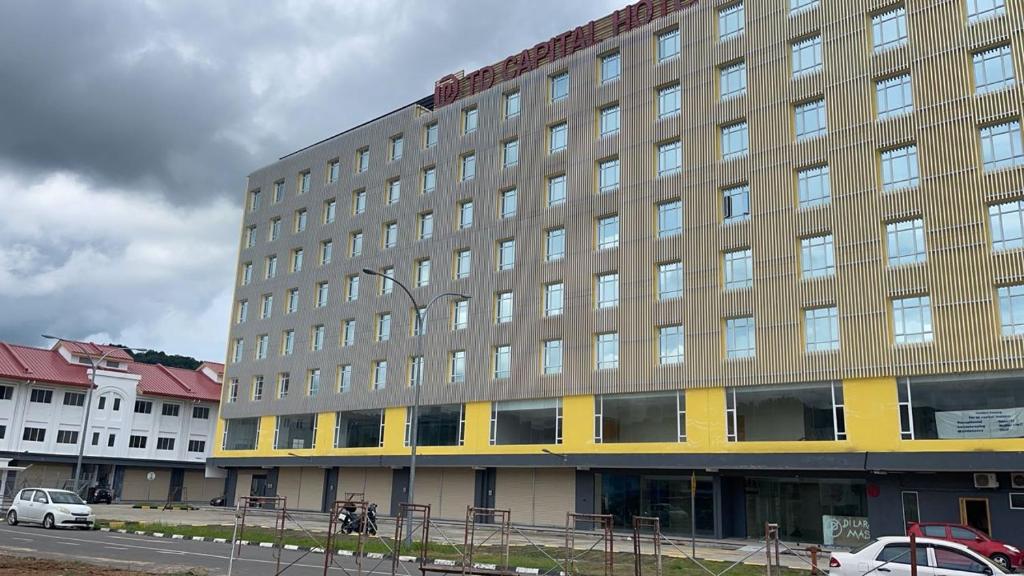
[490,399,562,445]
[899,374,1024,440]
[597,472,714,535]
[595,392,684,443]
[726,382,845,442]
[222,417,260,450]
[407,404,464,447]
[744,477,867,543]
[334,409,384,448]
[274,414,317,450]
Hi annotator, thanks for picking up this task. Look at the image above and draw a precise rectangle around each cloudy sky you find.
[0,0,623,361]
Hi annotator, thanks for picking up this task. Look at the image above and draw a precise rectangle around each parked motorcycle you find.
[337,502,377,535]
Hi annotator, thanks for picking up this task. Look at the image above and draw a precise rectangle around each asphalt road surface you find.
[0,524,425,576]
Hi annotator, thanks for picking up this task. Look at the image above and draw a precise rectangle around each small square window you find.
[721,121,749,159]
[551,72,569,102]
[872,6,908,53]
[549,122,568,153]
[797,165,831,207]
[892,295,933,344]
[658,84,681,118]
[989,200,1024,252]
[658,29,681,61]
[595,332,619,370]
[880,145,920,190]
[980,121,1024,171]
[505,92,521,118]
[718,3,745,41]
[597,214,619,250]
[598,158,620,193]
[805,306,839,352]
[600,105,620,137]
[503,139,519,168]
[461,153,476,181]
[424,123,438,148]
[659,325,685,365]
[658,200,683,238]
[800,234,836,278]
[658,140,683,176]
[725,316,756,358]
[548,174,567,206]
[795,99,827,140]
[876,74,914,119]
[998,284,1024,336]
[887,218,927,266]
[463,108,479,134]
[720,61,746,99]
[723,184,750,222]
[724,248,752,290]
[601,52,621,83]
[596,273,619,309]
[791,36,822,77]
[974,45,1016,94]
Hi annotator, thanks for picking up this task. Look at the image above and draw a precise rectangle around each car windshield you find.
[48,491,85,505]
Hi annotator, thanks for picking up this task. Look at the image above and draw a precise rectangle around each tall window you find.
[876,74,913,119]
[659,325,685,365]
[980,121,1024,171]
[495,291,513,324]
[791,35,822,76]
[546,227,565,261]
[422,167,436,194]
[282,330,294,356]
[795,99,827,140]
[881,145,919,190]
[461,153,476,181]
[543,339,563,375]
[251,376,264,400]
[601,52,621,83]
[599,158,620,193]
[380,267,394,294]
[356,148,369,173]
[295,209,308,233]
[345,275,359,302]
[290,248,303,273]
[424,122,438,148]
[718,3,744,41]
[968,0,1006,22]
[315,282,329,307]
[544,282,564,316]
[658,200,683,237]
[383,222,398,249]
[299,171,311,194]
[327,159,340,183]
[311,325,325,351]
[597,214,619,250]
[342,319,356,347]
[265,255,278,279]
[337,365,352,392]
[800,234,835,278]
[375,313,391,342]
[720,60,746,99]
[269,218,281,241]
[463,107,478,134]
[658,28,681,61]
[273,181,284,203]
[455,249,471,279]
[497,239,515,270]
[658,140,683,176]
[989,200,1024,252]
[595,333,619,370]
[503,139,519,168]
[459,200,474,229]
[452,299,469,330]
[973,45,1015,94]
[658,84,681,118]
[998,284,1024,336]
[450,351,466,383]
[550,72,569,102]
[797,165,831,207]
[500,189,517,219]
[548,174,567,206]
[549,122,568,153]
[596,273,618,309]
[308,369,321,395]
[353,190,366,214]
[286,288,298,313]
[723,249,753,290]
[721,121,748,159]
[805,307,840,352]
[373,360,388,390]
[415,259,431,287]
[505,91,521,118]
[892,296,933,344]
[600,104,620,137]
[408,357,423,387]
[387,179,401,205]
[872,6,908,52]
[418,212,433,240]
[887,218,927,265]
[493,345,512,379]
[278,373,290,398]
[658,261,684,299]
[725,316,756,358]
[249,189,261,212]
[723,184,751,222]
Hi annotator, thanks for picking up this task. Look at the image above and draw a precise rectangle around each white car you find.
[830,536,1008,576]
[6,488,95,529]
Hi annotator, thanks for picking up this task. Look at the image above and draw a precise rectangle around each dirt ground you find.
[0,556,206,576]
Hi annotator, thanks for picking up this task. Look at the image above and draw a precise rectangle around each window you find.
[376,313,392,342]
[107,434,116,447]
[327,159,340,183]
[495,291,514,324]
[415,259,431,287]
[57,430,79,444]
[162,403,180,417]
[658,261,684,299]
[342,276,359,303]
[418,212,434,240]
[312,324,326,350]
[900,373,1024,440]
[873,6,908,52]
[241,262,253,285]
[463,107,478,134]
[493,345,512,379]
[887,218,927,265]
[128,435,146,449]
[595,333,619,370]
[876,74,913,119]
[286,288,299,313]
[417,168,436,197]
[597,214,619,250]
[658,28,681,61]
[805,306,840,352]
[222,417,260,450]
[790,0,819,14]
[335,410,385,448]
[659,325,685,364]
[187,440,206,453]
[490,399,562,445]
[724,249,753,289]
[373,360,388,390]
[30,389,52,404]
[596,392,685,443]
[452,299,470,330]
[383,222,398,249]
[658,84,681,118]
[658,200,683,237]
[311,283,329,309]
[791,35,822,76]
[407,404,465,447]
[356,148,369,173]
[968,0,1006,22]
[134,399,152,414]
[726,316,756,358]
[319,241,332,266]
[458,200,473,229]
[231,338,244,363]
[505,91,521,118]
[548,174,567,206]
[290,248,303,273]
[601,52,621,83]
[23,427,45,443]
[387,179,401,205]
[236,300,248,324]
[411,308,426,336]
[726,382,845,441]
[596,273,619,309]
[893,296,933,344]
[342,319,356,346]
[299,170,311,194]
[549,122,568,153]
[722,184,751,222]
[455,249,472,279]
[550,72,569,102]
[265,255,278,279]
[337,365,352,393]
[990,200,1024,251]
[658,140,683,176]
[543,228,566,262]
[497,239,515,270]
[0,385,11,401]
[599,104,620,137]
[544,282,564,317]
[450,351,466,383]
[721,121,748,159]
[543,339,563,375]
[461,153,476,181]
[350,231,363,257]
[255,335,269,359]
[391,135,404,161]
[353,189,366,214]
[718,3,744,40]
[275,373,290,398]
[268,218,281,242]
[974,45,1015,94]
[274,414,317,449]
[720,60,746,99]
[797,165,831,207]
[63,392,85,407]
[801,234,835,278]
[0,425,5,440]
[282,330,295,356]
[273,181,284,203]
[980,120,1024,171]
[933,548,990,574]
[294,209,307,233]
[503,139,519,167]
[228,379,238,403]
[308,369,322,395]
[251,375,264,400]
[795,99,827,140]
[598,158,620,193]
[881,145,920,190]
[500,189,517,219]
[424,122,438,148]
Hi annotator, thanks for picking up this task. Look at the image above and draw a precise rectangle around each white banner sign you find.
[935,408,1024,439]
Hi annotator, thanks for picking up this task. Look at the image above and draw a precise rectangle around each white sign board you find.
[936,408,1024,439]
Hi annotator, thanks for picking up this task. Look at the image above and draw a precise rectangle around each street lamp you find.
[361,268,469,537]
[42,335,150,494]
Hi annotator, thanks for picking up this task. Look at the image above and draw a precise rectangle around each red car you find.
[907,522,1023,570]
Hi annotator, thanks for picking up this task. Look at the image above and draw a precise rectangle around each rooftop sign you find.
[434,0,698,108]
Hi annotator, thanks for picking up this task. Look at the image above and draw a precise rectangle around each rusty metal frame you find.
[633,516,663,576]
[233,496,287,574]
[393,503,432,576]
[464,506,511,574]
[323,499,369,576]
[565,512,614,576]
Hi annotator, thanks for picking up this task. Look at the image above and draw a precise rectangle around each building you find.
[0,340,224,504]
[213,0,1024,545]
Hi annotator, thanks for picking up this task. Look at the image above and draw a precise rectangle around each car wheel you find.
[991,554,1011,570]
[6,510,17,526]
[42,514,55,529]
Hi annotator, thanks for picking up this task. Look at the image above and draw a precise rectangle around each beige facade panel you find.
[495,468,575,526]
[15,464,72,490]
[412,468,475,520]
[182,471,224,503]
[121,468,170,502]
[276,467,324,511]
[337,467,393,516]
[234,471,255,504]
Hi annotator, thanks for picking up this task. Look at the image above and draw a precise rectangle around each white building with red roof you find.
[0,340,224,504]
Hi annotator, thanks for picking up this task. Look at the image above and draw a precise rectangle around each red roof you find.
[131,362,221,402]
[57,340,134,362]
[0,342,91,387]
[199,361,225,374]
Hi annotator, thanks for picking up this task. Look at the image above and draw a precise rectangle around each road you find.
[0,524,424,576]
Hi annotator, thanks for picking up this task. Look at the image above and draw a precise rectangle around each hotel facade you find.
[214,0,1024,545]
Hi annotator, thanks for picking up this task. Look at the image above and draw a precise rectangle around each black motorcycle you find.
[338,502,377,535]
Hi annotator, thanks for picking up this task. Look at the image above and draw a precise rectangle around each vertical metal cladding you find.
[222,0,1024,420]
